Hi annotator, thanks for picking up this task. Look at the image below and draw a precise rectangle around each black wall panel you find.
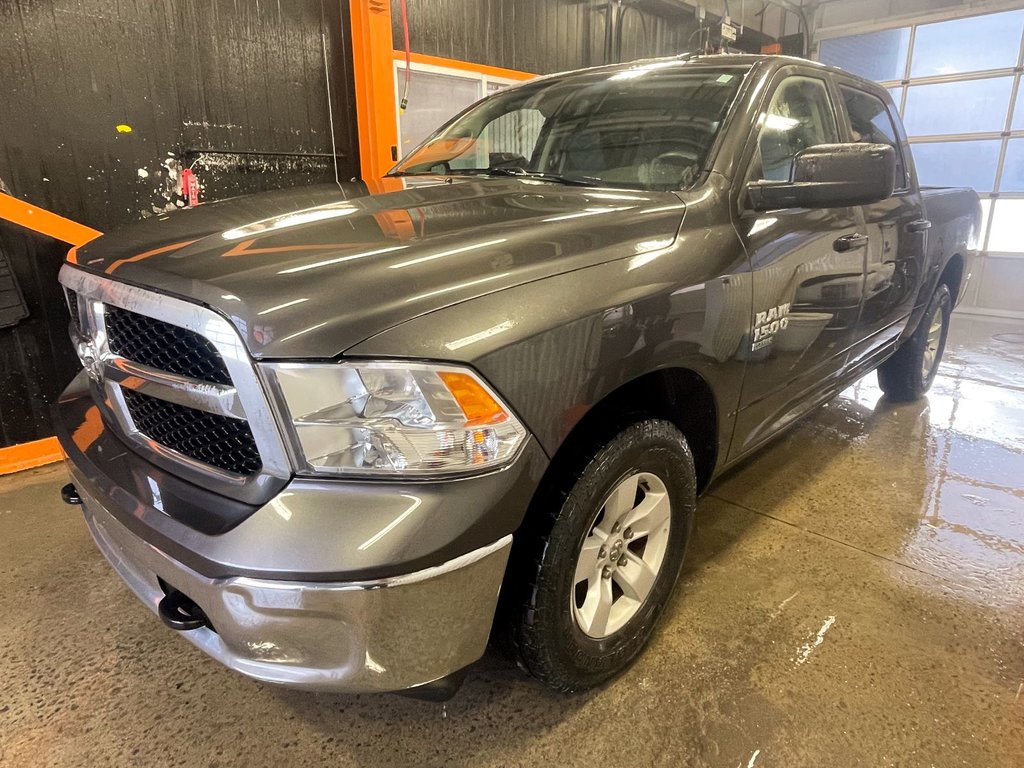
[0,225,79,446]
[0,0,359,231]
[391,0,776,74]
[0,0,360,447]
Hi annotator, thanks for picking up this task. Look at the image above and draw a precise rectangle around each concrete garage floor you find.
[2,314,1023,768]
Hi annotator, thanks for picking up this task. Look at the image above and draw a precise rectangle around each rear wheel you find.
[502,419,696,692]
[877,283,951,401]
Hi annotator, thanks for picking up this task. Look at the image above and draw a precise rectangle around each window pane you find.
[910,140,1001,192]
[755,77,838,182]
[986,199,1024,252]
[979,198,993,250]
[819,29,910,81]
[903,77,1012,136]
[398,70,481,158]
[888,87,903,114]
[910,10,1024,77]
[997,138,1024,192]
[474,109,545,168]
[840,86,907,188]
[1010,84,1024,129]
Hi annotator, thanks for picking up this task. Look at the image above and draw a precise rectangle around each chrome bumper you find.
[75,476,511,693]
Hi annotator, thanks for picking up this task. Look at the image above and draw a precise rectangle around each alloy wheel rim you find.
[571,472,672,639]
[922,304,944,381]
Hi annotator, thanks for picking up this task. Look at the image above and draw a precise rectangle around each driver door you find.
[730,71,868,457]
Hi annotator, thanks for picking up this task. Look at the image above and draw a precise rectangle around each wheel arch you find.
[939,252,965,305]
[536,367,719,502]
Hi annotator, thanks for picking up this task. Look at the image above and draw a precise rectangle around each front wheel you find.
[877,283,951,402]
[503,419,696,692]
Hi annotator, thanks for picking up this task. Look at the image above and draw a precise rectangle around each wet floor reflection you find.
[713,312,1024,612]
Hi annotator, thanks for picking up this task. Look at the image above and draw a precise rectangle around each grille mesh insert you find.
[122,389,262,476]
[65,289,82,337]
[105,305,232,385]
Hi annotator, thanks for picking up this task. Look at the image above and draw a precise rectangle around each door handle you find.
[833,233,868,252]
[905,218,932,233]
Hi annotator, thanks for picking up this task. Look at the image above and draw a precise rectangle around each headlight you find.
[264,361,527,477]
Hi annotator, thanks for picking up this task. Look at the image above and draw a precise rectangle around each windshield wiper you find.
[389,166,607,187]
[448,167,605,187]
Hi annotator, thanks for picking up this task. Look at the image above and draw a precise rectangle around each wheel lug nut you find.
[602,565,612,579]
[598,546,607,559]
[624,527,633,540]
[611,522,621,533]
[618,555,628,567]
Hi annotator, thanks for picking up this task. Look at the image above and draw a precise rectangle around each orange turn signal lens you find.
[438,371,509,427]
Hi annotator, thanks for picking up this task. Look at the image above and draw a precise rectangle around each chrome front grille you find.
[59,265,290,504]
[120,389,263,476]
[105,305,232,386]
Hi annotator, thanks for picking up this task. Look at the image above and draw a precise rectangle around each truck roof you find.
[533,52,841,86]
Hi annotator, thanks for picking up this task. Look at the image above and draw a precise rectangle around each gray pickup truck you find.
[56,54,979,698]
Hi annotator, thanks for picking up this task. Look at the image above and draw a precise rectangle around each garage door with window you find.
[819,8,1024,318]
[395,63,524,160]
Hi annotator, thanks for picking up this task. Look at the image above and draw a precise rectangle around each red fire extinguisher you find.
[181,168,201,206]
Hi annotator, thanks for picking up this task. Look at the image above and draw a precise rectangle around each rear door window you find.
[839,85,909,190]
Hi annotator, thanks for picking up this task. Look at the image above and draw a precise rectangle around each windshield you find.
[391,62,746,191]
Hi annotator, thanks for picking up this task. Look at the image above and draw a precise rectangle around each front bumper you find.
[56,372,545,693]
[74,474,511,693]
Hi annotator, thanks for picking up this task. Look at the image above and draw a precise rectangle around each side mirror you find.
[747,143,896,211]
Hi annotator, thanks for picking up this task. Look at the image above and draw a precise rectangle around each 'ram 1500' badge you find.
[751,303,791,351]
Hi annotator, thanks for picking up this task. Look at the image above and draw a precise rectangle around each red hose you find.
[400,0,411,112]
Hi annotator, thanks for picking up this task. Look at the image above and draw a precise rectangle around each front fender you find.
[346,246,749,470]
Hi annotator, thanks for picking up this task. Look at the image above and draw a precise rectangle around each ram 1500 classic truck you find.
[56,54,980,698]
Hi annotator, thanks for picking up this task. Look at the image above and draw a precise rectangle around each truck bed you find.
[921,186,981,307]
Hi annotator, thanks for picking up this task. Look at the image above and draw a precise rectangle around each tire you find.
[877,283,951,402]
[501,419,696,693]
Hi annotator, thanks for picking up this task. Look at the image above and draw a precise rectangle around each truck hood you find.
[70,179,686,357]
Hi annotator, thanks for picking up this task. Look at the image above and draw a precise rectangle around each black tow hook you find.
[158,590,212,632]
[61,483,82,505]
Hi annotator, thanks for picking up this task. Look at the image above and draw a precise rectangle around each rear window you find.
[840,86,909,190]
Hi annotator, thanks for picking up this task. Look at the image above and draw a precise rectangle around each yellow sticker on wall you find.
[115,124,133,133]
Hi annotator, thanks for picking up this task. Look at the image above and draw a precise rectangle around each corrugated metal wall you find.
[1,0,359,229]
[390,0,777,73]
[0,0,359,447]
[0,228,80,447]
